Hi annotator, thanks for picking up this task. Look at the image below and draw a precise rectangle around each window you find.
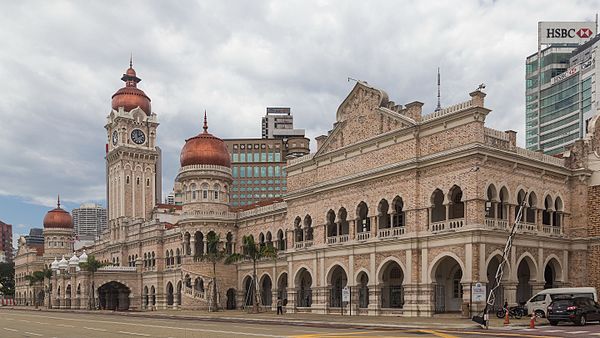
[247,166,253,178]
[232,167,238,177]
[233,153,239,162]
[146,178,150,186]
[261,153,267,162]
[275,153,281,162]
[254,153,260,162]
[261,167,266,177]
[268,166,273,177]
[126,176,130,184]
[136,177,140,185]
[240,153,246,162]
[254,167,259,177]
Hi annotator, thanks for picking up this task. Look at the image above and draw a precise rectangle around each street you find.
[1,309,600,337]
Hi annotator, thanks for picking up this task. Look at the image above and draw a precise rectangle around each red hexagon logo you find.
[576,28,593,38]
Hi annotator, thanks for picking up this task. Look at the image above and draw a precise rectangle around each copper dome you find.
[111,63,151,115]
[43,196,73,229]
[180,113,231,168]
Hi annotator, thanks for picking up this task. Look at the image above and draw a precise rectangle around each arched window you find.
[392,197,405,227]
[176,248,181,265]
[226,232,234,254]
[486,185,497,218]
[294,217,303,242]
[378,199,390,229]
[448,185,464,219]
[326,210,337,237]
[266,231,273,247]
[543,195,553,226]
[190,183,197,200]
[214,184,220,200]
[554,197,563,227]
[356,202,370,233]
[165,250,170,267]
[202,183,209,199]
[304,215,313,241]
[277,229,285,251]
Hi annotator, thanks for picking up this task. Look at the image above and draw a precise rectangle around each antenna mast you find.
[435,67,442,112]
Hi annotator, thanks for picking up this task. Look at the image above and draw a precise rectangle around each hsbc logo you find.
[576,28,593,38]
[546,27,594,39]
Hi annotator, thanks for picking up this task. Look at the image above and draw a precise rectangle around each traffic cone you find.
[504,309,510,325]
[530,312,536,329]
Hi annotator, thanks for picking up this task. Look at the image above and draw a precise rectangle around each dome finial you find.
[130,53,133,68]
[203,110,208,133]
[57,194,60,208]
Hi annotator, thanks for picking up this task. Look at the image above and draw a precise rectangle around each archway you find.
[486,255,507,310]
[243,276,255,306]
[65,285,72,309]
[433,256,463,313]
[166,282,174,306]
[226,288,236,310]
[516,256,536,303]
[380,261,404,308]
[143,286,149,308]
[357,271,369,308]
[194,232,204,256]
[277,273,288,303]
[176,281,182,306]
[296,268,312,307]
[544,258,562,289]
[328,265,348,308]
[260,275,273,306]
[150,286,156,307]
[98,281,131,311]
[448,185,464,219]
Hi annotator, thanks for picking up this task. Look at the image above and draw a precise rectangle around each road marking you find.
[543,330,564,332]
[35,321,48,325]
[4,328,18,332]
[567,332,589,335]
[117,331,150,336]
[419,330,460,338]
[57,324,75,328]
[24,331,43,336]
[589,333,600,336]
[83,326,107,332]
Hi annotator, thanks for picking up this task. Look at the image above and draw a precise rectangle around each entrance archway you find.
[226,288,236,310]
[277,273,288,303]
[432,256,463,313]
[296,268,312,307]
[260,275,272,306]
[243,276,255,306]
[544,258,562,289]
[98,281,131,311]
[380,261,404,308]
[357,271,369,308]
[65,285,72,309]
[516,256,536,303]
[328,265,348,308]
[166,282,174,306]
[143,286,149,308]
[486,255,507,310]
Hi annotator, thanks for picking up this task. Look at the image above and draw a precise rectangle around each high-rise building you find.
[72,203,107,239]
[261,107,306,139]
[165,191,175,205]
[0,220,13,262]
[225,107,309,207]
[525,21,597,154]
[24,228,44,246]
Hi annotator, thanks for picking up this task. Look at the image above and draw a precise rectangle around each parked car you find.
[547,297,600,326]
[526,287,597,318]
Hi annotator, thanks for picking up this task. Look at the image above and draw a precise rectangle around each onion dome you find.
[111,57,151,115]
[180,112,231,168]
[58,255,68,269]
[43,196,73,229]
[79,250,88,263]
[51,257,59,270]
[69,252,79,266]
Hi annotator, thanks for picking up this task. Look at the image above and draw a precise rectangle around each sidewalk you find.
[4,306,538,330]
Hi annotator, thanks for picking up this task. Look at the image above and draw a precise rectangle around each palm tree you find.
[195,232,227,311]
[24,269,50,308]
[225,235,277,313]
[79,255,105,310]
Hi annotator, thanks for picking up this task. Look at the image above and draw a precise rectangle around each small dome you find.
[69,252,79,266]
[79,250,88,263]
[51,257,59,270]
[58,255,68,269]
[111,62,151,115]
[43,196,73,229]
[180,112,231,168]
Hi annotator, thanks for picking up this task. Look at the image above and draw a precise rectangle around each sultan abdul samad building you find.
[13,62,600,317]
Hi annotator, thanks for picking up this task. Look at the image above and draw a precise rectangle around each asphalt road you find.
[1,309,600,338]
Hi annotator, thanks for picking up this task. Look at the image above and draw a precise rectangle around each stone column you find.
[370,216,377,238]
[190,237,196,257]
[287,288,297,314]
[350,220,356,240]
[367,283,381,316]
[504,282,517,306]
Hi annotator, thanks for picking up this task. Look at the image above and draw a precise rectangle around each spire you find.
[130,53,133,68]
[435,67,442,112]
[203,110,208,133]
[57,194,61,208]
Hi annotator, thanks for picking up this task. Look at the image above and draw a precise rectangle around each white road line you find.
[567,331,590,334]
[544,329,565,332]
[83,326,107,332]
[24,331,43,336]
[589,333,600,336]
[118,331,150,336]
[57,324,75,328]
[4,327,18,332]
[35,321,48,325]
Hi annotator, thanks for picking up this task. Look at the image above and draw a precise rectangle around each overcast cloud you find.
[0,1,598,230]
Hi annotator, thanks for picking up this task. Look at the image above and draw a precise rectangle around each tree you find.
[79,255,106,310]
[195,232,227,311]
[0,262,15,297]
[225,235,277,313]
[24,269,50,308]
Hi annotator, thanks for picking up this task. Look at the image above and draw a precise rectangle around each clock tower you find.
[105,60,161,224]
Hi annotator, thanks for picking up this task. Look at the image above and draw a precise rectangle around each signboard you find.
[539,21,596,45]
[550,64,580,85]
[342,287,350,302]
[472,282,486,302]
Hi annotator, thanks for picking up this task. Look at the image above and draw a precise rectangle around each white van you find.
[526,287,598,317]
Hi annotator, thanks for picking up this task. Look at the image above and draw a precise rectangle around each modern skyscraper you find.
[525,21,597,154]
[225,107,310,207]
[72,203,107,239]
[0,220,13,262]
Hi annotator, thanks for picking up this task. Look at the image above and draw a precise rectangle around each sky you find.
[0,1,598,247]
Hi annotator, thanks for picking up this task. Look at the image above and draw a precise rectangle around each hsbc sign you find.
[539,21,596,45]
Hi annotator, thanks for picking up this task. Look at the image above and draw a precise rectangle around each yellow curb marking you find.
[419,329,460,338]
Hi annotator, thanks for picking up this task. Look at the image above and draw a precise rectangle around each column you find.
[370,216,377,238]
[350,220,356,240]
[190,237,196,257]
[367,283,381,316]
[504,282,517,306]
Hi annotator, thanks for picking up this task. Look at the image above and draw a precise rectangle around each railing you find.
[378,227,406,238]
[430,219,464,232]
[517,222,536,232]
[295,240,313,249]
[422,100,472,121]
[515,147,564,166]
[484,127,510,141]
[98,266,137,272]
[339,234,349,243]
[543,225,562,235]
[287,153,315,166]
[304,240,313,248]
[357,232,371,241]
[485,218,509,229]
[327,236,337,244]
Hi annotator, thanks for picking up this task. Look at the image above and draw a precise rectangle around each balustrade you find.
[378,227,405,238]
[357,232,370,241]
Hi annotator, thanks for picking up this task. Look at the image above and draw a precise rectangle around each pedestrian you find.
[276,297,283,315]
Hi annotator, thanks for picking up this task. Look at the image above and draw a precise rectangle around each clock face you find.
[131,129,146,145]
[112,131,118,145]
